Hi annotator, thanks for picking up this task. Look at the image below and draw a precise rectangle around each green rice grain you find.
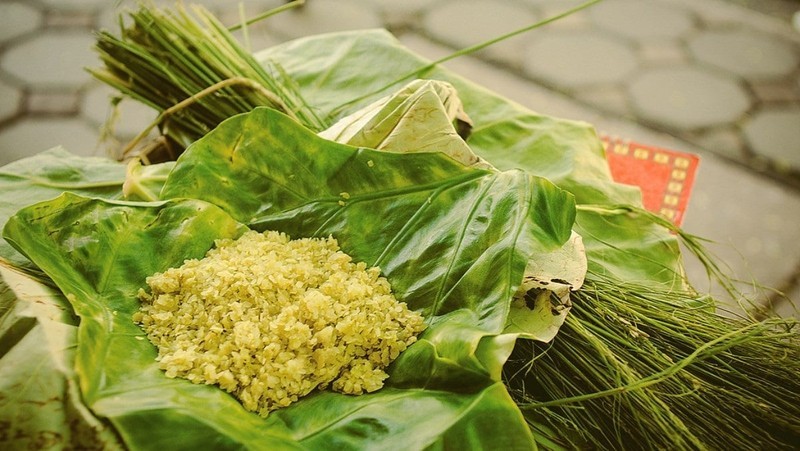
[134,230,426,416]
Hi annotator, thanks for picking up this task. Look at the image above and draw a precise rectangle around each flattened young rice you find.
[134,230,426,416]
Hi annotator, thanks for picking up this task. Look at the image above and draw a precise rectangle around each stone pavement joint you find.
[588,0,695,40]
[688,29,799,81]
[523,31,638,88]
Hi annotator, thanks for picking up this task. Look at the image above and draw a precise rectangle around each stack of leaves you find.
[1,2,797,450]
[2,108,578,450]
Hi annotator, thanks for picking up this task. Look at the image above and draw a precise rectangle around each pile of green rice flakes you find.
[134,230,426,416]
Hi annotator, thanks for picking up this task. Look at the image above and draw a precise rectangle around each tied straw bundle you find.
[90,0,326,162]
[90,1,799,449]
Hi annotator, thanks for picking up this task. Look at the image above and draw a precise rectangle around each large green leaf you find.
[0,265,122,450]
[0,148,125,268]
[161,107,577,333]
[257,30,686,288]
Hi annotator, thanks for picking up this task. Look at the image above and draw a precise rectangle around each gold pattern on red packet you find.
[601,135,700,227]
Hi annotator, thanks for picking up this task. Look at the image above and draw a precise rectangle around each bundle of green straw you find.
[90,1,325,162]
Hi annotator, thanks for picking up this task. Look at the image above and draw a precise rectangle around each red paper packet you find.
[600,135,700,227]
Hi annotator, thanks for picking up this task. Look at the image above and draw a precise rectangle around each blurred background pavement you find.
[0,0,798,316]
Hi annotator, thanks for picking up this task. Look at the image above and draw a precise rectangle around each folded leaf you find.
[319,79,486,168]
[504,231,586,341]
[122,158,175,202]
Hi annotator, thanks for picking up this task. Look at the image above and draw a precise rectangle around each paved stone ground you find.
[0,0,798,316]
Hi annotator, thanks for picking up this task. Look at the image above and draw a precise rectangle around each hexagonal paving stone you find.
[0,80,22,123]
[688,30,799,81]
[372,0,439,28]
[589,0,695,40]
[743,107,800,169]
[265,0,382,41]
[628,67,751,130]
[423,0,538,65]
[0,117,101,167]
[0,2,42,43]
[523,31,637,88]
[0,31,98,89]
